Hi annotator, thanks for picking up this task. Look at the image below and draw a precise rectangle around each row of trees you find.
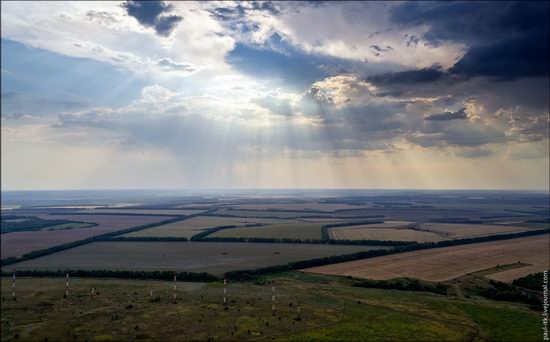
[1,269,219,282]
[512,272,545,290]
[353,278,449,295]
[481,279,542,307]
[50,212,179,217]
[352,273,542,309]
[100,236,188,242]
[428,218,483,224]
[195,236,414,246]
[204,213,386,220]
[189,225,238,240]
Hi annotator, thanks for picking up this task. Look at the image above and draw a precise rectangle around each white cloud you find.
[0,1,232,79]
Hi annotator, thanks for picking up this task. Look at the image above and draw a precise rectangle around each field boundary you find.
[1,210,215,267]
[203,212,385,220]
[194,236,413,246]
[46,212,185,217]
[224,230,550,281]
[3,231,547,283]
[191,223,413,246]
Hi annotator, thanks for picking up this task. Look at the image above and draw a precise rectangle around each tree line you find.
[352,275,542,309]
[99,236,189,242]
[1,269,219,282]
[353,278,449,295]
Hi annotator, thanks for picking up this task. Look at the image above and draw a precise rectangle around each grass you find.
[0,272,541,341]
[209,222,324,240]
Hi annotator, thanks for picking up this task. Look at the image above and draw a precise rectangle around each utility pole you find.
[11,272,16,299]
[223,278,227,306]
[271,281,275,313]
[173,274,177,302]
[65,273,69,298]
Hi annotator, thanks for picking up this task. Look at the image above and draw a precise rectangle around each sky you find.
[1,1,549,191]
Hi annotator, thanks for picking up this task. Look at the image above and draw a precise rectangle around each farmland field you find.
[209,222,324,240]
[304,234,549,282]
[124,216,295,238]
[5,242,387,275]
[338,221,412,228]
[485,264,549,283]
[212,209,336,219]
[296,217,346,222]
[329,227,444,242]
[233,203,370,212]
[1,215,172,259]
[76,209,205,216]
[417,222,544,238]
[2,218,31,223]
[0,273,541,342]
[42,222,95,231]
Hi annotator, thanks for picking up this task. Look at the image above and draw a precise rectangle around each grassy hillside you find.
[1,272,540,341]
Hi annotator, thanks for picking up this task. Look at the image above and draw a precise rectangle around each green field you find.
[0,272,541,341]
[5,242,385,275]
[209,222,324,240]
[124,216,296,238]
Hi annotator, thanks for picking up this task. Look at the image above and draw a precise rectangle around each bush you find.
[512,272,545,291]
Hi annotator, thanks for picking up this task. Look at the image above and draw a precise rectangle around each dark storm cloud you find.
[208,1,281,23]
[369,44,393,57]
[407,125,507,148]
[367,66,446,85]
[390,1,549,46]
[405,34,420,47]
[210,6,245,22]
[388,1,549,80]
[425,108,467,121]
[449,32,550,80]
[122,0,182,37]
